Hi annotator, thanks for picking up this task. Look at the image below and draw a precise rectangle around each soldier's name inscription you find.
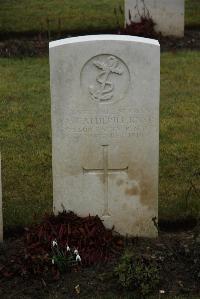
[64,111,155,138]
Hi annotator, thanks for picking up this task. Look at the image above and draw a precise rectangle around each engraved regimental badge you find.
[81,54,130,104]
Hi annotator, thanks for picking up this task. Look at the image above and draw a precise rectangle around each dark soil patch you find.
[0,37,48,58]
[0,212,200,298]
[0,29,200,58]
[159,217,198,232]
[159,29,200,52]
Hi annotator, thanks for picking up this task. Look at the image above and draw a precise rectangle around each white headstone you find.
[125,0,185,37]
[50,35,160,237]
[0,153,3,242]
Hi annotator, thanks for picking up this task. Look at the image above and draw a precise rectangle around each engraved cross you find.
[83,145,128,216]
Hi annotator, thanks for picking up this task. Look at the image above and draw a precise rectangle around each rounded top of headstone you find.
[49,35,160,49]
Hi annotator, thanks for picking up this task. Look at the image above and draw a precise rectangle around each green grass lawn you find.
[0,58,52,227]
[0,0,199,35]
[186,0,200,28]
[160,51,200,221]
[0,0,123,34]
[0,51,199,228]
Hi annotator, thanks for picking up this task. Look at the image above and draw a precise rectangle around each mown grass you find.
[0,58,52,227]
[0,0,199,35]
[0,0,123,34]
[186,0,200,28]
[160,51,200,221]
[0,51,199,228]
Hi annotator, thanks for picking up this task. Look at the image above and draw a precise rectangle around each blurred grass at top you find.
[0,51,199,228]
[0,0,199,35]
[0,0,123,35]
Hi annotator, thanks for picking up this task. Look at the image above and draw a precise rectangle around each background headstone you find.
[0,153,3,242]
[125,0,185,37]
[50,35,160,237]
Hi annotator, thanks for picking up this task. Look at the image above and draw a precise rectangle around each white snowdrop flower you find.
[75,284,80,294]
[74,249,79,255]
[52,258,55,264]
[66,245,70,251]
[76,254,81,262]
[159,290,165,294]
[52,239,58,247]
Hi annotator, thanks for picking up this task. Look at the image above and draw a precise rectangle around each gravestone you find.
[0,153,3,242]
[125,0,185,37]
[50,35,160,237]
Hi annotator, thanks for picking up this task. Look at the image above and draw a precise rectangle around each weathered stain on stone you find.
[125,185,139,196]
[126,165,156,208]
[140,177,156,207]
[117,179,124,186]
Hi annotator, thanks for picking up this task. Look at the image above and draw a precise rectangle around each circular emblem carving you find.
[81,54,130,104]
